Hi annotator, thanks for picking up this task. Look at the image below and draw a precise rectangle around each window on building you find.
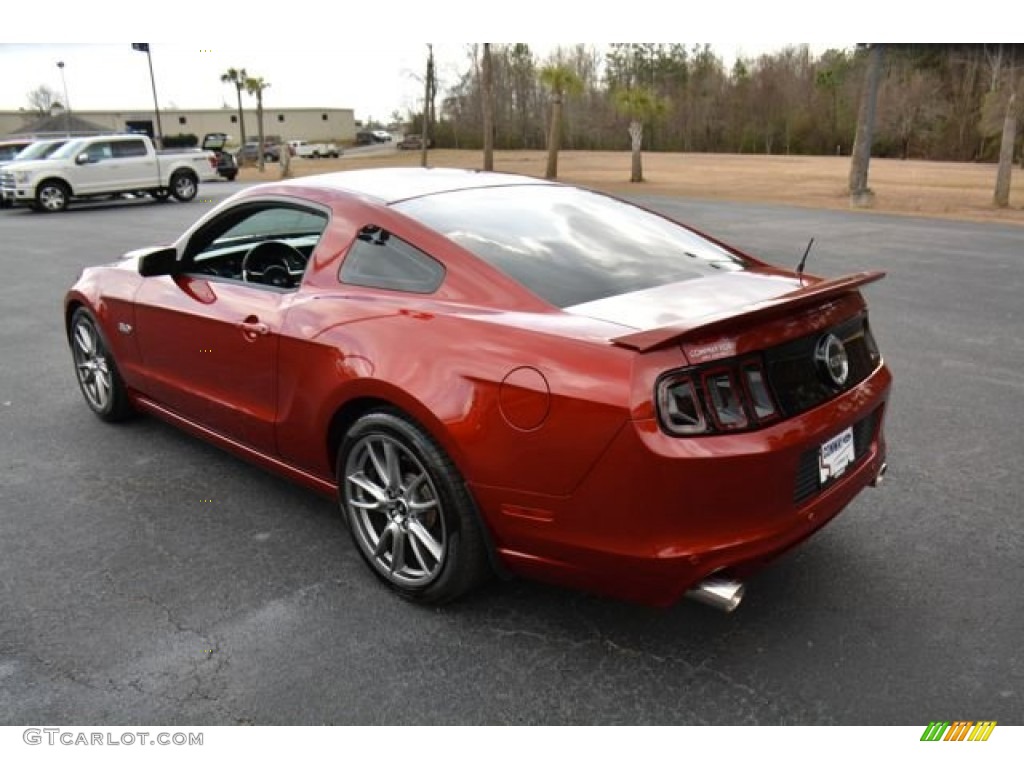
[321,113,328,121]
[277,114,285,122]
[230,115,238,124]
[178,116,187,125]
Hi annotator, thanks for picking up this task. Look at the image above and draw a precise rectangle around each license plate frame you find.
[819,425,855,485]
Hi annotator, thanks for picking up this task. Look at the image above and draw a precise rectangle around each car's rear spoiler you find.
[610,271,886,352]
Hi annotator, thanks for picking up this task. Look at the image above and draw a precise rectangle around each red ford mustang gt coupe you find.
[65,168,891,610]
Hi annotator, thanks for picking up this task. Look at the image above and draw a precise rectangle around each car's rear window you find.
[393,185,745,307]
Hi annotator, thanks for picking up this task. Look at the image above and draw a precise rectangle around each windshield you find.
[394,185,746,308]
[15,141,67,161]
[49,140,89,159]
[0,144,29,162]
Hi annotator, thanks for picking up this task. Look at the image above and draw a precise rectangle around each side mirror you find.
[138,247,179,277]
[75,152,91,165]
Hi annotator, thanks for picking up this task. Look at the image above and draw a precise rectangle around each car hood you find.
[0,159,57,174]
[563,270,803,331]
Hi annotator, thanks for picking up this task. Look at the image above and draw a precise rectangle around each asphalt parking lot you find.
[1,181,1021,725]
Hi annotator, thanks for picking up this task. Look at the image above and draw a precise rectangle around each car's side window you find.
[184,203,329,291]
[339,227,445,294]
[111,139,148,158]
[84,142,113,163]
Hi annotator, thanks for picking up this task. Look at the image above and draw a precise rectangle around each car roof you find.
[279,167,557,205]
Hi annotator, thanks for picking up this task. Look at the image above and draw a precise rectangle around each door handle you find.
[239,316,269,337]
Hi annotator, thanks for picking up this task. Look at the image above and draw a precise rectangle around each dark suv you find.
[236,142,285,163]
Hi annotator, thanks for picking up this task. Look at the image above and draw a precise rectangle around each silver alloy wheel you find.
[344,433,447,587]
[172,173,196,200]
[39,183,67,211]
[72,316,112,411]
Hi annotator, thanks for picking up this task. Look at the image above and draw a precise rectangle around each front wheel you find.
[35,180,70,212]
[69,307,134,422]
[169,171,197,202]
[338,410,490,603]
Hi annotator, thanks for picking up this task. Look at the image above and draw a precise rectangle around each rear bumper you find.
[483,363,892,606]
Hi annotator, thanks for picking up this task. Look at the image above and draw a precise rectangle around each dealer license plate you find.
[819,426,855,485]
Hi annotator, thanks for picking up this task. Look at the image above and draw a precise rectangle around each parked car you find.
[0,139,68,206]
[356,130,392,146]
[397,134,432,150]
[235,142,285,163]
[201,133,238,181]
[1,133,218,212]
[64,168,891,609]
[288,139,341,159]
[12,138,69,162]
[0,138,35,163]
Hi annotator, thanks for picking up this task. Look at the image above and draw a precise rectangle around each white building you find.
[0,107,356,146]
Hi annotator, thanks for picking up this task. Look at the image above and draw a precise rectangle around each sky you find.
[0,42,852,124]
[0,2,999,124]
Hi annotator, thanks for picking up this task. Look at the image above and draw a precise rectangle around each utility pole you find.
[56,61,70,137]
[133,44,164,148]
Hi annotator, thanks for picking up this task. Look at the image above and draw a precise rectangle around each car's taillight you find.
[864,322,881,367]
[704,371,749,430]
[656,374,708,435]
[656,356,779,436]
[741,362,779,421]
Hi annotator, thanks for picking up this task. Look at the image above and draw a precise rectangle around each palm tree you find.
[614,87,666,183]
[244,76,270,172]
[539,64,583,180]
[220,67,248,164]
[849,44,884,207]
[994,91,1017,207]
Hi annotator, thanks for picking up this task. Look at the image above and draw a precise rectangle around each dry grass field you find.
[239,149,1024,227]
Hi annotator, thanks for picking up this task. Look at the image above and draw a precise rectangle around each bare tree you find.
[481,43,495,170]
[221,68,248,164]
[26,85,60,116]
[244,76,270,172]
[540,64,583,179]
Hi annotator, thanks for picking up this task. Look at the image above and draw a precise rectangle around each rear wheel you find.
[35,180,70,212]
[338,410,490,603]
[69,307,134,422]
[169,171,197,202]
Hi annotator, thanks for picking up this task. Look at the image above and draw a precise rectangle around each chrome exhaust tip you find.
[686,575,745,613]
[870,461,888,488]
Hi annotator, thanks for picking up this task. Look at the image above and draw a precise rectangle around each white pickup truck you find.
[287,139,341,159]
[0,134,219,212]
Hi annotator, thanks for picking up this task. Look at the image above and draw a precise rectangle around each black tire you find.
[224,171,237,181]
[151,187,171,201]
[69,307,134,422]
[169,171,197,202]
[337,410,490,604]
[35,180,70,213]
